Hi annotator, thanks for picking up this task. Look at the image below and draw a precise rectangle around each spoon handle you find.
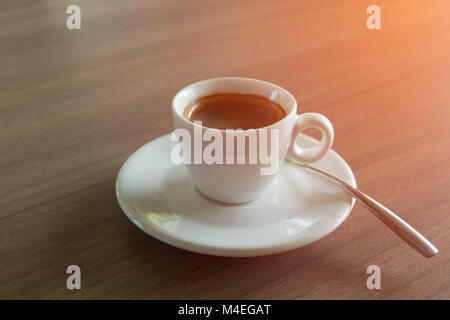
[285,158,439,258]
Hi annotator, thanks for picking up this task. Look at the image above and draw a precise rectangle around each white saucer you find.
[116,134,356,257]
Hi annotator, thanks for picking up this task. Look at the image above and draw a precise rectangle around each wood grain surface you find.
[1,0,449,299]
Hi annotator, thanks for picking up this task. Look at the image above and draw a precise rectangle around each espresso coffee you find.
[183,93,286,130]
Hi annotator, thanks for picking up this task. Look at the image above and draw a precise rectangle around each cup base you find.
[193,183,273,205]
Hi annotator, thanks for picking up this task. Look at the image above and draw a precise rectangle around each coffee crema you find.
[183,93,286,130]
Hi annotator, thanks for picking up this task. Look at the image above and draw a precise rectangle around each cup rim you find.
[171,77,297,132]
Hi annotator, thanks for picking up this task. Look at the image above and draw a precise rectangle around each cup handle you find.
[288,112,334,163]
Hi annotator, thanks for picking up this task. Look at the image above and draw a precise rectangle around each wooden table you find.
[1,0,449,299]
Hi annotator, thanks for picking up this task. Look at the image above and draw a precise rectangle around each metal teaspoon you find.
[285,157,439,258]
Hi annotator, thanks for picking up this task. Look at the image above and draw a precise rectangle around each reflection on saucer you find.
[147,212,180,233]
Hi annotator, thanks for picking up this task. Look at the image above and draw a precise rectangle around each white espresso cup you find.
[172,77,334,203]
